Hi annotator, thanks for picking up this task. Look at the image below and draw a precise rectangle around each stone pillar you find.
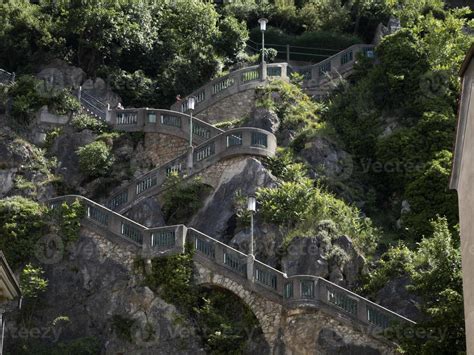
[105,104,111,123]
[247,254,255,282]
[261,62,267,81]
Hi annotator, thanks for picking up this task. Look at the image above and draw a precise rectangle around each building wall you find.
[456,59,474,354]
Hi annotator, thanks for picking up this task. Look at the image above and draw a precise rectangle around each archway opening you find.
[193,285,270,354]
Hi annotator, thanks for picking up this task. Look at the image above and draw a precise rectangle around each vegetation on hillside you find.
[0,0,473,353]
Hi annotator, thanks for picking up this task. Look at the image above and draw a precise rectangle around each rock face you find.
[299,136,353,183]
[0,127,55,199]
[51,127,96,188]
[124,196,166,228]
[375,276,422,321]
[281,221,366,289]
[230,222,284,268]
[247,107,280,134]
[5,227,204,354]
[317,328,381,355]
[191,158,277,242]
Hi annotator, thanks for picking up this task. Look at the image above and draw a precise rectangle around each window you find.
[194,143,215,162]
[151,230,176,248]
[319,62,331,76]
[193,123,210,139]
[284,282,294,299]
[251,132,267,147]
[136,175,158,194]
[148,112,157,123]
[340,51,353,65]
[161,114,181,127]
[121,223,143,244]
[226,132,242,147]
[301,280,314,298]
[117,112,137,125]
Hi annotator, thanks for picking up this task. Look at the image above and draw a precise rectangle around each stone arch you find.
[193,261,283,351]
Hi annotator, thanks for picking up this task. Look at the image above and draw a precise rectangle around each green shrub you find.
[0,196,48,267]
[139,248,196,312]
[71,113,109,134]
[44,128,63,151]
[255,79,321,134]
[76,140,114,178]
[299,0,351,32]
[49,199,86,244]
[162,174,212,224]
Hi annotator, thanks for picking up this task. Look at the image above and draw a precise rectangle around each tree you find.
[0,197,48,267]
[299,0,351,32]
[368,217,465,353]
[76,140,114,178]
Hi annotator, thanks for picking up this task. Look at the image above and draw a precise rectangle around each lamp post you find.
[248,195,257,256]
[187,96,196,175]
[247,195,257,282]
[258,18,268,65]
[258,18,268,81]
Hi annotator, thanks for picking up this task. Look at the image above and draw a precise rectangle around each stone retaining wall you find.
[196,89,256,124]
[143,132,189,167]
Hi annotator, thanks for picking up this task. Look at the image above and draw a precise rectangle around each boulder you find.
[299,136,353,182]
[247,107,280,134]
[124,197,166,228]
[51,128,96,187]
[229,222,283,268]
[281,222,366,289]
[190,158,277,242]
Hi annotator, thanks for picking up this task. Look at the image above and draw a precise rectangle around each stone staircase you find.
[47,83,414,346]
[48,194,415,338]
[171,43,376,114]
[0,44,412,346]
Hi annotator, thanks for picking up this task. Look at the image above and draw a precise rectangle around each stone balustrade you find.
[294,44,376,97]
[0,68,14,84]
[49,195,187,257]
[105,127,277,213]
[107,108,223,145]
[170,63,289,114]
[171,44,376,110]
[48,194,415,333]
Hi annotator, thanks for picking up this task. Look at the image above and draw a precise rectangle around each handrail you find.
[294,44,376,90]
[171,43,375,113]
[0,68,15,84]
[108,108,223,145]
[105,127,277,213]
[46,194,415,332]
[170,62,289,114]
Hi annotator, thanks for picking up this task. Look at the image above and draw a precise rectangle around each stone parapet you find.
[105,127,277,214]
[47,194,415,348]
